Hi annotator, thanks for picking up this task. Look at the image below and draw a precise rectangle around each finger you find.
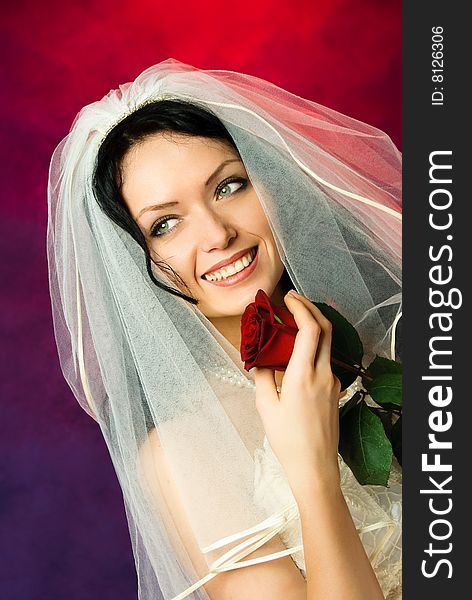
[284,293,322,373]
[287,291,333,371]
[252,367,279,408]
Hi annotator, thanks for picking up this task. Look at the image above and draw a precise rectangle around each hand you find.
[253,290,342,494]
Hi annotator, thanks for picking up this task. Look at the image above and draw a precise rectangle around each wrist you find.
[287,462,342,503]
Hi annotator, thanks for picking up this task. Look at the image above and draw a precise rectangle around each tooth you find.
[205,249,257,281]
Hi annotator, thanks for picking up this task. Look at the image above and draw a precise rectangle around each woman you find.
[47,58,402,599]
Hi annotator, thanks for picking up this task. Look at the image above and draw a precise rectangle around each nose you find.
[199,206,237,253]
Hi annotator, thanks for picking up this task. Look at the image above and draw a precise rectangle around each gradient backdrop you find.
[1,1,401,598]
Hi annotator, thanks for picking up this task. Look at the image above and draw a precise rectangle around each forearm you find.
[292,473,385,600]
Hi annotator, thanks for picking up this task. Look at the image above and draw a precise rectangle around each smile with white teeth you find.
[203,248,257,281]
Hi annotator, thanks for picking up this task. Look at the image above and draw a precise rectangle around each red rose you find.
[240,289,299,371]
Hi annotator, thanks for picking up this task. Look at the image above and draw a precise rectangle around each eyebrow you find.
[137,158,243,219]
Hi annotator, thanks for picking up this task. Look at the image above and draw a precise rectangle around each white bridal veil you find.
[47,58,402,599]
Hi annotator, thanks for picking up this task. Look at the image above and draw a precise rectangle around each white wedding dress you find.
[253,379,402,599]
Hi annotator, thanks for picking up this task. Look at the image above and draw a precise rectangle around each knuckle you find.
[319,372,340,394]
[305,320,321,337]
[324,318,333,333]
[332,375,342,394]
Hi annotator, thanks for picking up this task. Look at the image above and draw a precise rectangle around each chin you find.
[201,295,253,319]
[200,276,280,318]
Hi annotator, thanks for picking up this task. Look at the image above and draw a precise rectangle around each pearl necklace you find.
[212,363,256,389]
[212,362,362,400]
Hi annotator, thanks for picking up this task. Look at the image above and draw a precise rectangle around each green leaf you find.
[314,302,364,390]
[364,356,402,382]
[369,407,394,440]
[366,373,402,408]
[339,401,393,486]
[391,416,402,466]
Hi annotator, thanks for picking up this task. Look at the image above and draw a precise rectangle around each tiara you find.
[97,92,185,144]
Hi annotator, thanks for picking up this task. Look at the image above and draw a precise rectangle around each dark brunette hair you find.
[92,99,240,304]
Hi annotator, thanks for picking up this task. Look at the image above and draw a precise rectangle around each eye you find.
[150,217,179,237]
[216,177,247,200]
[149,177,247,238]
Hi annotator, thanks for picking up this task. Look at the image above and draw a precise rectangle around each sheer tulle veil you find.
[47,58,402,599]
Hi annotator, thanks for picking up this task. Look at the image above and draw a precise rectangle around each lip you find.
[202,246,259,287]
[202,246,257,277]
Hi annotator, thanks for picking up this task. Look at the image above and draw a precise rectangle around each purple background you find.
[1,1,400,598]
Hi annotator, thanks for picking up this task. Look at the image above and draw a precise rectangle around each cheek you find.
[248,204,283,267]
[250,203,277,244]
[149,241,195,287]
[241,192,273,235]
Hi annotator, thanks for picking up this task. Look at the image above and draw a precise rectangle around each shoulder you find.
[137,428,307,599]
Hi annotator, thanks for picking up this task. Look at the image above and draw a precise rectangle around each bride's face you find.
[120,133,285,318]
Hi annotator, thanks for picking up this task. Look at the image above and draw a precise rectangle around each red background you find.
[1,1,400,598]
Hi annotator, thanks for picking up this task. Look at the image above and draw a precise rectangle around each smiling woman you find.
[47,59,402,600]
[121,133,285,322]
[94,102,286,323]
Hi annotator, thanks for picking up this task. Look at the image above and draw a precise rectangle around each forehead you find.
[120,133,240,215]
[121,133,237,183]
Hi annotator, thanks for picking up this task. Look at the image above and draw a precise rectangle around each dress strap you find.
[171,504,302,600]
[171,504,397,600]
